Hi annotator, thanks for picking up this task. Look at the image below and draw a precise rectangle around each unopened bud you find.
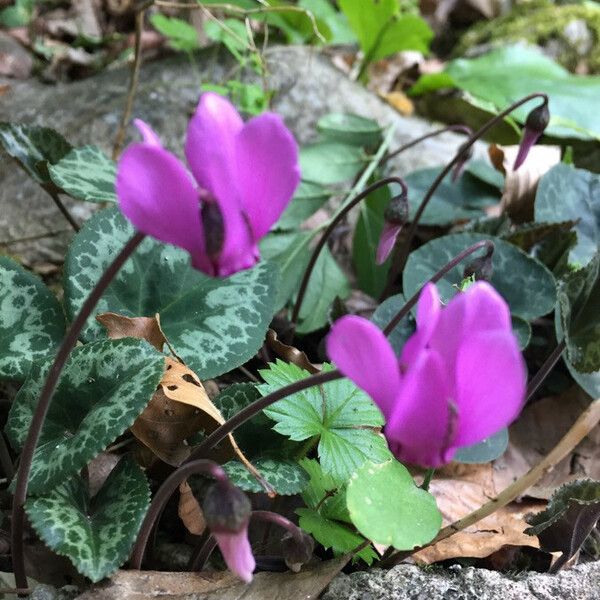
[384,190,409,225]
[203,480,251,534]
[451,141,474,182]
[281,531,315,573]
[513,102,550,171]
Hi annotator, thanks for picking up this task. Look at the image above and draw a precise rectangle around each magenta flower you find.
[513,102,550,171]
[326,282,526,467]
[213,528,256,583]
[116,92,300,277]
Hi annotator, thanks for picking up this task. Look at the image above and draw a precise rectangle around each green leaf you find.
[296,508,377,564]
[346,459,442,550]
[352,179,392,298]
[512,316,532,350]
[275,181,330,231]
[317,113,382,147]
[0,256,65,381]
[299,0,356,44]
[150,13,200,52]
[204,18,250,61]
[258,361,391,483]
[0,0,34,27]
[299,142,364,185]
[556,253,600,373]
[466,159,504,190]
[535,164,600,267]
[371,293,415,355]
[403,232,557,322]
[260,230,314,311]
[404,168,499,226]
[413,46,600,140]
[453,428,509,464]
[48,146,117,203]
[296,247,350,334]
[223,458,309,495]
[6,338,165,494]
[64,207,277,379]
[25,458,150,582]
[0,123,72,184]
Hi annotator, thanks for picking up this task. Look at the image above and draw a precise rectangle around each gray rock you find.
[562,19,593,56]
[322,562,600,600]
[1,46,478,266]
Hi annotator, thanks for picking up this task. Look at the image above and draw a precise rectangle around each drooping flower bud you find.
[376,188,409,265]
[513,102,550,171]
[203,480,255,583]
[281,531,315,573]
[451,141,474,182]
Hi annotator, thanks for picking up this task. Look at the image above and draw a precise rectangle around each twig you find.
[43,188,79,232]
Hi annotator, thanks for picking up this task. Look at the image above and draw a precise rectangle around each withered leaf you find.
[266,329,319,374]
[97,312,167,351]
[178,480,206,536]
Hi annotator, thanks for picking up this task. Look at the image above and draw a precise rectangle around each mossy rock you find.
[455,0,600,73]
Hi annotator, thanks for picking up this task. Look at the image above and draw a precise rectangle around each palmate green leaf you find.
[317,113,382,148]
[224,458,309,495]
[403,232,557,322]
[25,458,150,582]
[346,460,442,550]
[299,142,364,185]
[0,257,65,381]
[411,46,600,140]
[405,168,500,226]
[6,338,165,494]
[64,208,277,379]
[0,123,72,184]
[535,164,600,267]
[556,253,600,373]
[257,361,391,483]
[48,146,117,203]
[274,181,330,231]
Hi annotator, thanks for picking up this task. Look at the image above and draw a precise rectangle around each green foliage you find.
[411,45,600,140]
[299,142,365,185]
[204,18,251,62]
[201,81,271,116]
[453,428,509,464]
[403,232,557,323]
[150,14,200,52]
[317,113,382,147]
[556,252,600,373]
[371,293,415,355]
[0,123,72,184]
[0,0,34,28]
[346,460,442,550]
[224,458,309,495]
[49,146,117,203]
[25,458,150,582]
[64,208,277,379]
[258,361,391,483]
[6,338,165,494]
[535,164,600,267]
[275,181,330,230]
[0,256,65,381]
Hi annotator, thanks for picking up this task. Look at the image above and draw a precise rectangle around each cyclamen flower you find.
[116,92,300,277]
[213,528,255,583]
[326,282,526,467]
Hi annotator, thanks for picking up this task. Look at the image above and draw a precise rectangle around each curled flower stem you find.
[290,176,408,328]
[379,395,600,569]
[382,240,494,336]
[526,339,567,402]
[386,93,548,295]
[10,231,146,591]
[130,459,228,570]
[252,510,304,540]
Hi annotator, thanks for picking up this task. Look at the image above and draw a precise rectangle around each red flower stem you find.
[290,176,408,329]
[386,93,549,296]
[252,510,304,541]
[44,187,80,232]
[525,339,566,402]
[130,459,227,570]
[10,231,146,592]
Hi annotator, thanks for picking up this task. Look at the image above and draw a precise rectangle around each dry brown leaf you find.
[489,143,561,223]
[87,452,120,497]
[266,329,319,374]
[178,480,205,535]
[414,463,545,564]
[96,312,166,351]
[380,91,414,116]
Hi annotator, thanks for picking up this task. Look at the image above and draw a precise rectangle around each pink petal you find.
[386,349,454,468]
[133,119,162,147]
[454,330,526,446]
[513,128,542,171]
[236,113,300,240]
[116,144,204,261]
[185,92,243,206]
[326,316,401,420]
[376,222,401,265]
[213,528,255,583]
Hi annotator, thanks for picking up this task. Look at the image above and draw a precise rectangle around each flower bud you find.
[513,102,550,171]
[451,141,474,182]
[281,531,315,573]
[377,190,409,265]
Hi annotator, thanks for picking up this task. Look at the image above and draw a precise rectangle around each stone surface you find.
[1,46,478,266]
[322,562,600,600]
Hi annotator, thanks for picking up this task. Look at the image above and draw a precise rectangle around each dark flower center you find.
[201,198,225,258]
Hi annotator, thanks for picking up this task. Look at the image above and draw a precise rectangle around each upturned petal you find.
[213,527,256,583]
[236,112,300,240]
[376,222,402,265]
[133,119,163,147]
[386,349,454,467]
[454,330,526,446]
[116,144,203,258]
[326,316,401,420]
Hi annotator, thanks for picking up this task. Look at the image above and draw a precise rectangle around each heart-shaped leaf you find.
[453,428,509,464]
[403,232,556,322]
[25,458,150,582]
[371,293,415,355]
[64,207,277,379]
[299,142,364,185]
[317,113,382,147]
[0,256,65,381]
[223,458,309,495]
[275,181,330,231]
[346,459,442,550]
[48,145,117,203]
[6,338,165,493]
